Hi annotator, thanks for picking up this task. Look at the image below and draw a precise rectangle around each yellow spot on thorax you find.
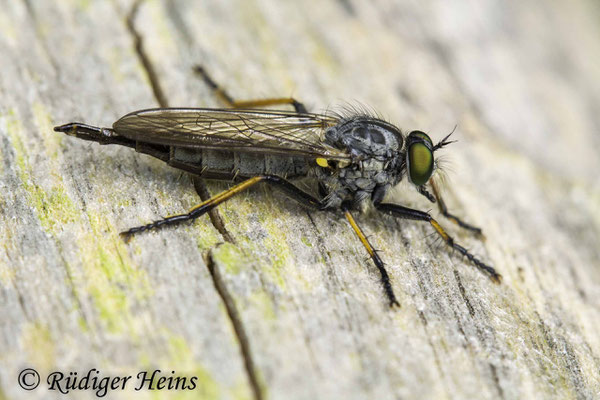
[316,158,329,168]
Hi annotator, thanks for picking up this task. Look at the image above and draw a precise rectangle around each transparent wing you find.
[113,107,350,160]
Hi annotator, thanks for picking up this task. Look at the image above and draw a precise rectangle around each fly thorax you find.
[325,118,402,157]
[320,117,404,208]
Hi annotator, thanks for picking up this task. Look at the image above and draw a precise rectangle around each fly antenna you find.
[433,125,458,151]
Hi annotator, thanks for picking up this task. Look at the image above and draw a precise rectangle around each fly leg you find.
[343,203,400,308]
[430,180,483,235]
[376,203,501,283]
[194,66,308,113]
[120,175,325,239]
[416,180,482,235]
[417,185,436,203]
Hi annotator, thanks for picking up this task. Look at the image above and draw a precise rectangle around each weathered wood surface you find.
[1,0,599,399]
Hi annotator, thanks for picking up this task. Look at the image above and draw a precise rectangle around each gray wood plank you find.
[1,0,599,399]
[0,1,252,399]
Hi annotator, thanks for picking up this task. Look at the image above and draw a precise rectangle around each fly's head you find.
[404,129,456,188]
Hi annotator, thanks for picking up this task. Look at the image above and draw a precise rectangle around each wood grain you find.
[1,0,599,399]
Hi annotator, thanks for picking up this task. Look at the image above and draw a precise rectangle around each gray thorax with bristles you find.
[317,116,405,210]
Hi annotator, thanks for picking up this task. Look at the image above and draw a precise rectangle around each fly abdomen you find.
[168,147,309,180]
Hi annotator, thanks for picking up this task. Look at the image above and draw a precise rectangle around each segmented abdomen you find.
[168,147,310,180]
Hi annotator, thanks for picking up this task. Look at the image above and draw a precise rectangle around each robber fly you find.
[54,67,501,307]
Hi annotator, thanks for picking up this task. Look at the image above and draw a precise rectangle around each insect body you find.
[54,70,501,307]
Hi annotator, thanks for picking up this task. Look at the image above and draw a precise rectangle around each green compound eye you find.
[408,142,434,186]
[408,131,433,146]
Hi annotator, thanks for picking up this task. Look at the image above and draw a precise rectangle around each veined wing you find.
[113,107,350,160]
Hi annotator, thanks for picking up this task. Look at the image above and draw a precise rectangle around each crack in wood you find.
[454,270,476,318]
[488,363,505,400]
[124,0,235,245]
[126,0,169,109]
[193,177,235,243]
[21,0,59,72]
[206,248,264,400]
[123,5,262,398]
